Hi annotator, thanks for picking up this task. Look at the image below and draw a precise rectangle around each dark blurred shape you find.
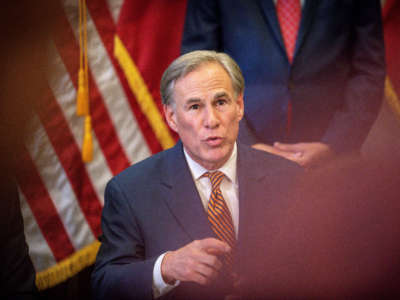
[0,176,38,300]
[243,156,400,299]
[0,1,57,299]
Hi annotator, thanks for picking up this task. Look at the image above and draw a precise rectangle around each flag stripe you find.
[53,1,132,175]
[17,148,75,261]
[114,36,176,150]
[19,191,57,269]
[47,42,112,205]
[26,113,96,252]
[105,0,124,24]
[37,85,102,237]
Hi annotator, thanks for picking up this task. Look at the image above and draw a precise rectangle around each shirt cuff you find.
[152,252,180,298]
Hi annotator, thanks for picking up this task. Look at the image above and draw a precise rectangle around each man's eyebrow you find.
[214,92,230,99]
[184,98,201,105]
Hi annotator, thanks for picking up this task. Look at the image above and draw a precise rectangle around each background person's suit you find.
[181,0,386,153]
[91,141,300,300]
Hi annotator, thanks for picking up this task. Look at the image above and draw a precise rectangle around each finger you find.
[188,270,209,286]
[195,261,220,282]
[179,261,218,285]
[253,143,296,159]
[252,143,277,154]
[195,238,230,254]
[273,142,302,153]
[262,146,302,162]
[199,252,223,271]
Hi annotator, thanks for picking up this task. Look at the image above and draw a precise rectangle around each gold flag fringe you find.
[35,241,100,291]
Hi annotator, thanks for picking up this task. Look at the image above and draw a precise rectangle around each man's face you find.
[164,62,244,170]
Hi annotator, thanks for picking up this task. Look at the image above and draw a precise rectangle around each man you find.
[91,50,300,299]
[181,0,385,168]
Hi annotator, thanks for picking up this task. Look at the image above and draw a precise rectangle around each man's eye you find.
[189,104,200,110]
[216,99,227,106]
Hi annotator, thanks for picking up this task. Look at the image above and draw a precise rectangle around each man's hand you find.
[161,238,230,286]
[252,142,335,168]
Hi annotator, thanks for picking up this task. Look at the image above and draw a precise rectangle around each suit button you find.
[288,81,295,90]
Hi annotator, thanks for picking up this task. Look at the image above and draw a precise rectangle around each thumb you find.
[199,238,231,254]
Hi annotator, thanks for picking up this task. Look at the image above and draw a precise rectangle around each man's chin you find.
[202,153,231,170]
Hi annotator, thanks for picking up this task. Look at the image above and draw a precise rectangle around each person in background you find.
[182,0,386,168]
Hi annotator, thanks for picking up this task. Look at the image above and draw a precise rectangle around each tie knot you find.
[204,171,225,190]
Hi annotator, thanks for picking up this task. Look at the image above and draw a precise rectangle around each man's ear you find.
[236,93,244,121]
[163,104,178,133]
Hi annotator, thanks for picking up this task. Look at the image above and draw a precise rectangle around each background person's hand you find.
[253,142,335,168]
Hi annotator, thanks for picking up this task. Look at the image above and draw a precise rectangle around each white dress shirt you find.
[152,144,239,298]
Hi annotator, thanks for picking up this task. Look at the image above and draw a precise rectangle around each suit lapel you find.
[161,141,215,241]
[258,0,287,56]
[258,0,318,64]
[294,0,318,60]
[236,144,268,245]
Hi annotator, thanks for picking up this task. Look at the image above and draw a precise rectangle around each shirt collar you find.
[183,143,238,184]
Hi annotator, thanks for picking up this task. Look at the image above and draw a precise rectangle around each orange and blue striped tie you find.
[204,171,235,269]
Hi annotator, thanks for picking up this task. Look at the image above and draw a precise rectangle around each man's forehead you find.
[177,63,231,89]
[183,91,231,104]
[181,62,229,80]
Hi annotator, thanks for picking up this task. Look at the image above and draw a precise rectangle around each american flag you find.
[17,0,186,290]
[16,0,399,291]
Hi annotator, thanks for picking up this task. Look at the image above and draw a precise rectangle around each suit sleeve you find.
[321,0,385,152]
[181,0,221,53]
[91,179,156,300]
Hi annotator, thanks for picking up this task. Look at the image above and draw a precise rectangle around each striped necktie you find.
[204,171,235,268]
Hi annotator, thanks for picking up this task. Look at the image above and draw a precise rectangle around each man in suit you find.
[181,0,386,168]
[91,50,300,299]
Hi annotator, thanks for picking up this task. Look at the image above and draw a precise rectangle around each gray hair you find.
[160,50,245,106]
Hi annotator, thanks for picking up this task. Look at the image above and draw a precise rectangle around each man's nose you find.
[204,106,219,128]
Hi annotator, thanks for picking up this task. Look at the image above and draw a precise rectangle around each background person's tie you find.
[276,0,301,63]
[277,0,301,135]
[204,171,235,273]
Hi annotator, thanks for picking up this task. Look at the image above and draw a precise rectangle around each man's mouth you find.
[204,136,223,146]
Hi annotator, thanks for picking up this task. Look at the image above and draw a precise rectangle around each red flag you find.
[115,0,186,151]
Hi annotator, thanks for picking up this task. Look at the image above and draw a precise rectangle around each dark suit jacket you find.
[91,141,300,300]
[0,174,38,300]
[181,0,385,153]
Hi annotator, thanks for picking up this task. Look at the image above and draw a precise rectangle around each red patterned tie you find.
[277,0,301,135]
[276,0,301,63]
[204,171,235,268]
